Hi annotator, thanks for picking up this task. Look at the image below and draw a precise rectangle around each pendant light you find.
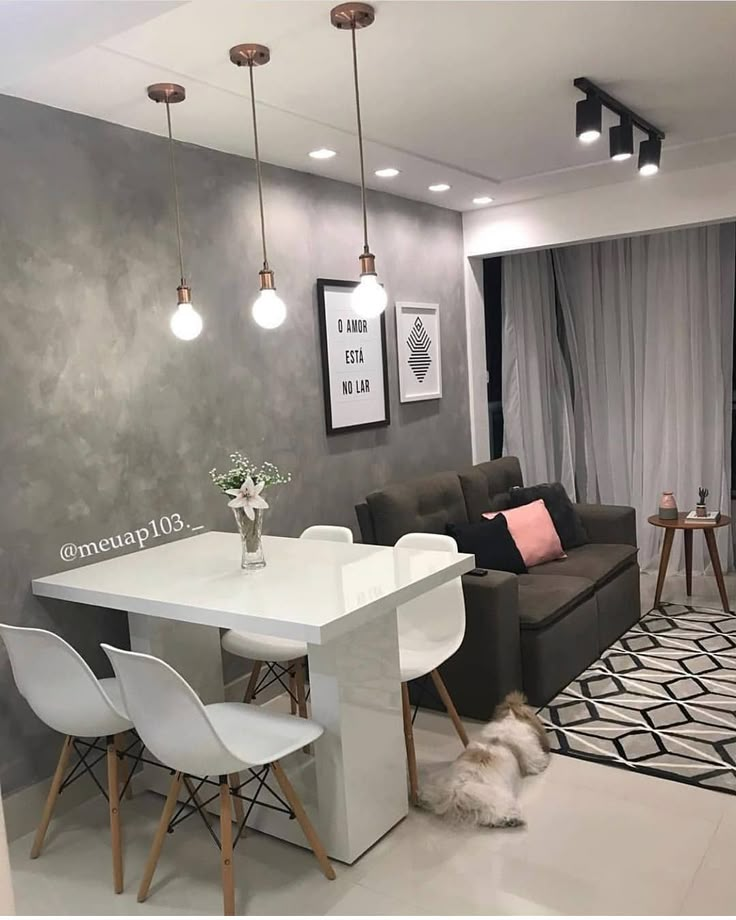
[331,2,387,319]
[147,83,203,341]
[229,44,286,330]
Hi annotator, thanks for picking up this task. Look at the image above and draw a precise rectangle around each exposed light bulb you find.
[170,302,202,340]
[352,274,387,319]
[252,288,287,329]
[639,163,659,177]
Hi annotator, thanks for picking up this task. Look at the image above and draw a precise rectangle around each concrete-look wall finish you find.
[0,93,471,797]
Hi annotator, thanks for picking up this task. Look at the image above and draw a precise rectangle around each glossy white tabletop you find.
[32,532,474,644]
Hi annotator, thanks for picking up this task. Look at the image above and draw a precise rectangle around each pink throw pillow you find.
[482,499,565,567]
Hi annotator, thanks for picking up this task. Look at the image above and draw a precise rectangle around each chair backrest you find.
[0,624,128,737]
[300,525,354,543]
[102,645,239,777]
[394,533,466,655]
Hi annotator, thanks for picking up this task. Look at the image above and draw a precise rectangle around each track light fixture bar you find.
[573,77,665,141]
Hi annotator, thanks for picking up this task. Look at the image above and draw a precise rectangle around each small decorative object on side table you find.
[648,511,731,613]
[209,452,290,570]
[696,486,709,518]
[658,491,678,520]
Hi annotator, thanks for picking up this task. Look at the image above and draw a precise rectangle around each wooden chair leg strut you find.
[228,773,245,824]
[138,772,183,903]
[219,778,235,916]
[243,661,263,704]
[401,683,419,805]
[106,735,124,893]
[271,761,336,880]
[430,669,469,746]
[30,734,74,859]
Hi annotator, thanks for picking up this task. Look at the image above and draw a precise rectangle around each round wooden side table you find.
[648,513,731,612]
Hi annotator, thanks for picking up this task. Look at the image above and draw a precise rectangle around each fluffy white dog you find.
[419,691,550,827]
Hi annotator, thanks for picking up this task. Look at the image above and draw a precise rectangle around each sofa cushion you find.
[483,501,564,567]
[517,574,595,630]
[507,482,588,549]
[447,515,527,575]
[528,543,638,587]
[366,471,468,546]
[459,457,523,521]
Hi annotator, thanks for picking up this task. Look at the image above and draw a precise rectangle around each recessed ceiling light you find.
[473,196,494,205]
[428,183,451,192]
[309,148,337,160]
[375,167,400,178]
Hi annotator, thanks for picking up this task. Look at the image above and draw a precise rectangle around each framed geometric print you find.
[395,301,442,402]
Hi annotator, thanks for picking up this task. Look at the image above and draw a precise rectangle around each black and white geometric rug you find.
[539,604,736,795]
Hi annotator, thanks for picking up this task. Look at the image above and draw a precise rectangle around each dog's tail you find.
[493,690,528,721]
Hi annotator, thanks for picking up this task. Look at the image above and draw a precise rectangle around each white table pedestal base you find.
[128,608,408,864]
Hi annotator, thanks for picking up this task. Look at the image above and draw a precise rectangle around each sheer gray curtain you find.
[553,224,735,571]
[502,250,575,495]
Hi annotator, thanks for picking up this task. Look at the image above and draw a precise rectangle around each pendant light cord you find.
[248,63,269,271]
[350,21,370,255]
[165,100,186,286]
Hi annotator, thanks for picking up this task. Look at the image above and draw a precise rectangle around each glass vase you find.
[232,507,266,570]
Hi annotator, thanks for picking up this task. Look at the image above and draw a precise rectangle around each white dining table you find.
[31,531,473,863]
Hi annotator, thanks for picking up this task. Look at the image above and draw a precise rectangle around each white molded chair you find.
[102,644,335,916]
[394,533,469,803]
[222,525,353,718]
[0,624,133,892]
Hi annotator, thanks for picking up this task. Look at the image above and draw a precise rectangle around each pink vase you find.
[659,491,678,520]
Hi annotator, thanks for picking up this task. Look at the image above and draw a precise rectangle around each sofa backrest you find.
[459,456,524,521]
[361,471,469,546]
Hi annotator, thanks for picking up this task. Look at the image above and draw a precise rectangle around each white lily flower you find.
[226,476,269,520]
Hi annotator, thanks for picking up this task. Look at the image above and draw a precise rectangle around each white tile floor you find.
[8,571,736,916]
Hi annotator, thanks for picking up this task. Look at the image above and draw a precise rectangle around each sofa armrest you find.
[431,570,522,722]
[574,503,637,546]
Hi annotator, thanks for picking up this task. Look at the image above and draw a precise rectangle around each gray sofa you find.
[355,457,640,719]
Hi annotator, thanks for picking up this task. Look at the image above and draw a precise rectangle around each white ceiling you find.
[1,0,735,213]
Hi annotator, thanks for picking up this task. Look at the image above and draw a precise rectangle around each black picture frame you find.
[316,278,391,435]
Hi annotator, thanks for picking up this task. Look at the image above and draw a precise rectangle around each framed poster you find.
[317,279,390,435]
[396,301,442,402]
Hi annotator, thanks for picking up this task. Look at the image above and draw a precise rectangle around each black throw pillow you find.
[507,482,588,549]
[446,515,527,575]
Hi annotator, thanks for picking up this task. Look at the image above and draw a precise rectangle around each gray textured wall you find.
[0,93,470,796]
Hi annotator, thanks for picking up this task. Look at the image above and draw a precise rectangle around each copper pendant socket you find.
[359,252,377,276]
[330,2,376,29]
[229,43,271,67]
[177,284,192,305]
[147,83,186,104]
[259,269,276,291]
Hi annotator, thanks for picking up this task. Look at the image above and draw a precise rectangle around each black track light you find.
[638,135,662,176]
[576,95,601,144]
[609,117,634,161]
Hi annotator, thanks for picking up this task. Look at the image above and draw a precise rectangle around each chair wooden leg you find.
[228,773,244,823]
[219,778,235,916]
[288,666,297,715]
[271,761,335,881]
[294,658,308,720]
[243,661,263,704]
[106,736,123,893]
[30,735,74,859]
[116,732,134,800]
[401,683,419,806]
[430,669,469,747]
[138,772,182,903]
